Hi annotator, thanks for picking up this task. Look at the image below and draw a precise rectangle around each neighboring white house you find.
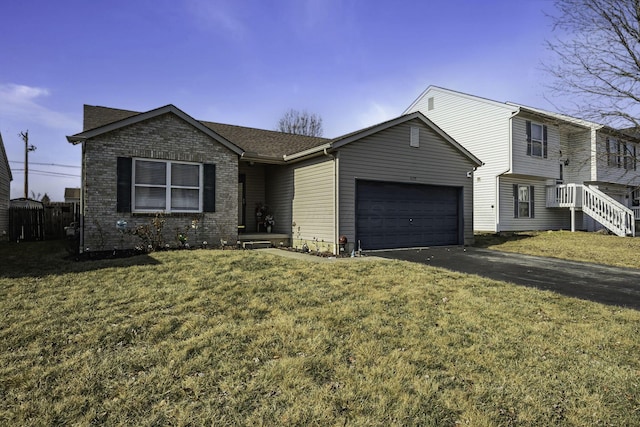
[405,86,640,236]
[0,132,13,241]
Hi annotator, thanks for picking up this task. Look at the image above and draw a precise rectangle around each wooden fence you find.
[8,203,78,241]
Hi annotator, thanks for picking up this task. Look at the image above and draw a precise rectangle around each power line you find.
[11,169,80,178]
[9,160,80,169]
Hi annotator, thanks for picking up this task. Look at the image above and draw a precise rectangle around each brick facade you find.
[82,113,238,251]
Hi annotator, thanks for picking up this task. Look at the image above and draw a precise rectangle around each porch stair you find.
[547,184,635,237]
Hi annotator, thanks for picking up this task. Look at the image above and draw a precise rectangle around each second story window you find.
[526,121,547,158]
[607,138,637,171]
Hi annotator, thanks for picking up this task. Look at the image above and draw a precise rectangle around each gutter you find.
[283,143,332,162]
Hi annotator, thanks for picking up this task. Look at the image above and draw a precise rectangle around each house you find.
[405,86,640,236]
[0,132,13,241]
[67,104,481,253]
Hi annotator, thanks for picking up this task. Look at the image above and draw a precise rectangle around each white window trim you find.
[517,185,532,218]
[132,158,204,213]
[530,122,544,158]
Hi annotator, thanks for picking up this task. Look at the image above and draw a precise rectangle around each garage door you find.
[356,180,461,250]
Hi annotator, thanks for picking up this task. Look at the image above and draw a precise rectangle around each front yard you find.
[1,239,639,426]
[475,230,640,269]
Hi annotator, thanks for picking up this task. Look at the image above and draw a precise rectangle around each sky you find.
[0,0,561,201]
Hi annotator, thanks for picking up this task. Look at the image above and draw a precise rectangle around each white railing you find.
[546,184,635,237]
[633,206,640,220]
[546,183,578,208]
[582,185,635,237]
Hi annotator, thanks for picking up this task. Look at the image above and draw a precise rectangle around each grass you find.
[474,230,640,269]
[1,240,639,426]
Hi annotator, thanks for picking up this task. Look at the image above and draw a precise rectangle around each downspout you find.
[80,140,86,253]
[496,113,516,232]
[324,147,338,255]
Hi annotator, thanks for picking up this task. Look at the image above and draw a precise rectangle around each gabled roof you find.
[67,105,244,156]
[404,85,519,115]
[69,105,329,161]
[200,121,329,161]
[285,111,483,166]
[0,132,12,182]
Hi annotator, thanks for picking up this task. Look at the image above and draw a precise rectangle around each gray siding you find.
[289,157,335,250]
[338,118,476,246]
[265,164,293,235]
[0,137,10,240]
[239,162,266,232]
[498,176,571,232]
[407,87,514,232]
[82,113,238,251]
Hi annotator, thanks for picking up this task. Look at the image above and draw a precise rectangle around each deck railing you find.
[546,184,635,237]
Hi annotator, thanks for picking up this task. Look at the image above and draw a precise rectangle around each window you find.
[410,126,420,147]
[117,157,216,213]
[133,159,202,212]
[513,184,535,218]
[624,143,637,171]
[607,138,637,170]
[526,121,547,158]
[607,138,621,167]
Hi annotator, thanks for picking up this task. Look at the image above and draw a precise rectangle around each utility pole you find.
[20,130,36,199]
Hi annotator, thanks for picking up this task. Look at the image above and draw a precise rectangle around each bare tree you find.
[276,109,323,137]
[544,0,640,129]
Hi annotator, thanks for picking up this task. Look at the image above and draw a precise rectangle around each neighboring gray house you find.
[67,104,481,253]
[405,86,640,236]
[0,132,13,241]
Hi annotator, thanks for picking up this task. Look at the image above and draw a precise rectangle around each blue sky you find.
[1,0,559,201]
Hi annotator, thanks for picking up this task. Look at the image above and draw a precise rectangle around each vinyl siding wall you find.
[337,118,476,246]
[0,143,10,240]
[593,132,640,188]
[406,88,514,232]
[289,157,335,251]
[499,176,571,232]
[511,115,562,180]
[239,162,266,232]
[265,164,293,235]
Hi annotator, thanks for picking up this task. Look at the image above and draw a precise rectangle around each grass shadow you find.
[0,240,161,279]
[472,232,538,248]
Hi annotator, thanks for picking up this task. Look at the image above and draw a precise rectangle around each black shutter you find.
[526,121,532,156]
[117,157,132,212]
[203,163,216,212]
[513,184,519,218]
[530,185,535,218]
[542,125,548,158]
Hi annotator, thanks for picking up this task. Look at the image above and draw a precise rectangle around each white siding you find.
[498,176,571,232]
[511,115,562,179]
[563,130,592,184]
[338,118,476,245]
[593,132,640,187]
[406,87,515,232]
[290,157,335,249]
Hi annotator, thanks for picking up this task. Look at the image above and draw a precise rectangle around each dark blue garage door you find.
[356,180,461,250]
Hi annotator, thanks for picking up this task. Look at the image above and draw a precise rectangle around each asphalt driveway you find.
[375,246,640,310]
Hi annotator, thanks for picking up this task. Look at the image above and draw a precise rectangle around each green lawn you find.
[1,240,639,426]
[475,230,640,269]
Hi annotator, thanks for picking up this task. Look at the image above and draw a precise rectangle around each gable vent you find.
[410,126,420,148]
[427,97,435,110]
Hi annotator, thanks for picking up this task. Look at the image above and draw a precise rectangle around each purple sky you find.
[1,0,560,201]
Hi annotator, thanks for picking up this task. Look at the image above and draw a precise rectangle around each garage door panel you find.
[356,181,460,250]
